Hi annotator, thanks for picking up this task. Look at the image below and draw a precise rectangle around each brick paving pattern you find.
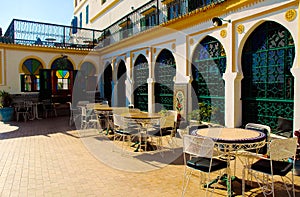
[0,116,299,196]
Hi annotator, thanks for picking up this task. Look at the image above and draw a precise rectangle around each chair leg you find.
[182,167,192,196]
[23,113,27,122]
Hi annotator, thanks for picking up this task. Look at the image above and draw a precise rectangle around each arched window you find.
[241,21,295,128]
[51,57,74,93]
[56,70,70,90]
[21,58,43,92]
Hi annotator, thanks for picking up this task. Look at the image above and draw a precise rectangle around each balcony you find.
[2,0,226,49]
[3,19,102,49]
[97,0,226,48]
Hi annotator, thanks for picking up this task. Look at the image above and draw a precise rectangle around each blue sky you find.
[0,0,74,33]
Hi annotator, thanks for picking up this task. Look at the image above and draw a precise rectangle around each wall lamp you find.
[61,54,68,59]
[212,17,231,26]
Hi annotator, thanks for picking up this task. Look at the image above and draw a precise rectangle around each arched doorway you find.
[103,64,112,105]
[191,36,226,125]
[154,49,176,112]
[117,60,127,107]
[40,56,74,102]
[133,55,149,111]
[241,21,295,129]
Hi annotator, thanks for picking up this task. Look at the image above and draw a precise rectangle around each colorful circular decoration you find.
[153,48,156,54]
[172,43,176,51]
[190,38,194,45]
[285,9,296,22]
[220,29,227,38]
[237,24,245,34]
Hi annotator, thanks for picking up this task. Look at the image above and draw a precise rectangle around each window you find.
[140,6,157,31]
[20,58,43,92]
[86,5,89,24]
[79,12,82,28]
[56,70,70,90]
[167,1,181,20]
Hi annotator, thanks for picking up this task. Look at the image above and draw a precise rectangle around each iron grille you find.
[241,21,295,130]
[192,36,226,125]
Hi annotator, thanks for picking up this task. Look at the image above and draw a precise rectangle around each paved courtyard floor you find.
[0,116,300,196]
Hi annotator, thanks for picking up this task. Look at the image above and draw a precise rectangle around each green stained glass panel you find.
[241,21,295,130]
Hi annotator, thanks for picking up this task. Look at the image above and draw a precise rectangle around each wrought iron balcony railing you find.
[4,19,103,49]
[3,0,226,49]
[97,0,226,48]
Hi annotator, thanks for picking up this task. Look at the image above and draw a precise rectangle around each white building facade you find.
[74,0,300,134]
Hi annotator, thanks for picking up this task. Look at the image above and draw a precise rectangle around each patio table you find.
[122,112,161,152]
[94,106,114,134]
[29,101,43,120]
[195,127,266,196]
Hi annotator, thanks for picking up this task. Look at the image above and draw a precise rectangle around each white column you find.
[223,72,243,128]
[148,78,155,113]
[291,67,300,133]
[126,54,133,106]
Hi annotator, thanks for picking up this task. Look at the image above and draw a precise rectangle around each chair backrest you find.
[245,123,271,137]
[245,123,271,154]
[80,106,87,117]
[15,102,27,111]
[67,102,77,111]
[188,124,209,135]
[269,138,297,161]
[162,110,177,128]
[113,114,124,129]
[78,100,90,106]
[86,103,95,109]
[102,100,109,105]
[183,134,215,158]
[24,100,33,107]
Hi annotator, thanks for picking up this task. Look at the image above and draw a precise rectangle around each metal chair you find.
[80,105,100,130]
[112,114,139,153]
[245,123,271,154]
[145,117,166,153]
[15,102,31,122]
[182,134,228,196]
[242,138,298,197]
[67,102,80,126]
[42,100,57,118]
[159,110,178,148]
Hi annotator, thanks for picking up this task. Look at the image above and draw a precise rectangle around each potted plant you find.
[188,102,216,125]
[0,90,14,122]
[293,129,300,175]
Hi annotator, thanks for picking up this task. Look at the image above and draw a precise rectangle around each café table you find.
[195,127,266,196]
[94,105,114,134]
[122,112,161,152]
[29,101,43,120]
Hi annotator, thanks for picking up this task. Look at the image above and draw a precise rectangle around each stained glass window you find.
[21,58,43,92]
[56,70,70,90]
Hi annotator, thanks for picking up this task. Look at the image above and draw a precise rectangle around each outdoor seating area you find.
[63,100,300,196]
[1,113,300,196]
[11,95,69,122]
[1,0,300,196]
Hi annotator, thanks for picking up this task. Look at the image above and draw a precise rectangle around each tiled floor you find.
[0,116,300,196]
